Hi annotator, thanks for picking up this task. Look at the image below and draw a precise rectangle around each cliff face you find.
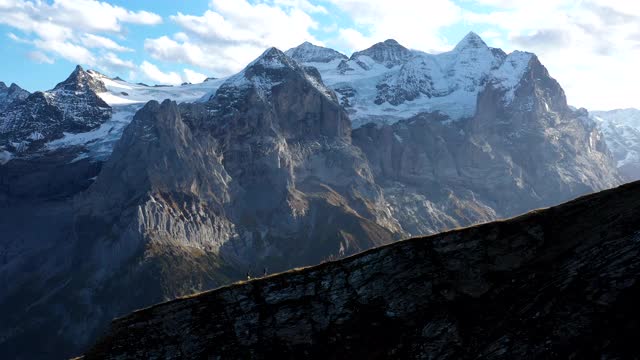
[351,54,620,235]
[84,180,640,359]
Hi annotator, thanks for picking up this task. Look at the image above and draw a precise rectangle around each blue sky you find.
[0,0,639,110]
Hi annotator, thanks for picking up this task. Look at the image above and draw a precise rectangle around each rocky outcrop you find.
[84,180,640,359]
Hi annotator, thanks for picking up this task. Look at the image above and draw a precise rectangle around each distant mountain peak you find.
[53,65,107,93]
[285,42,348,63]
[0,81,30,112]
[454,31,489,51]
[351,39,413,68]
[8,83,23,92]
[383,39,401,46]
[215,46,337,104]
[249,47,297,69]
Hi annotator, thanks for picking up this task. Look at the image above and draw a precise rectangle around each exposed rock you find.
[84,180,640,359]
[0,82,30,112]
[0,66,111,154]
[351,39,414,68]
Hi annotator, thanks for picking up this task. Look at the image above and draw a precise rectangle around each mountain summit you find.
[453,31,489,51]
[285,41,348,63]
[54,65,107,93]
[350,38,414,68]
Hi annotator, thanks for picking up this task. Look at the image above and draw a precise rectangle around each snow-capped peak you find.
[286,32,538,127]
[350,39,414,68]
[54,65,107,93]
[453,31,489,52]
[285,41,348,63]
[248,47,298,70]
[219,46,335,101]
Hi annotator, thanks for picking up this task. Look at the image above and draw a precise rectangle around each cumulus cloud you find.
[81,34,132,52]
[140,61,183,85]
[0,0,158,67]
[98,52,136,74]
[325,0,463,53]
[144,0,322,76]
[27,50,54,64]
[138,61,209,85]
[335,28,374,53]
[183,69,207,84]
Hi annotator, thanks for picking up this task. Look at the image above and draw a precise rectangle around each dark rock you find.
[84,180,640,359]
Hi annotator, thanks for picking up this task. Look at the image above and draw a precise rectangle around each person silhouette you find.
[263,267,268,277]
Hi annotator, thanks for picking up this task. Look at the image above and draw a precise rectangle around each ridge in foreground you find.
[84,181,640,359]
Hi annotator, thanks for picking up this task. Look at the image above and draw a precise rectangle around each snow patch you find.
[0,149,13,164]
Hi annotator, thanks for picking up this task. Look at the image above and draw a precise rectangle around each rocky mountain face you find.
[350,38,414,68]
[83,180,640,359]
[0,34,626,359]
[592,108,640,181]
[333,37,618,234]
[0,82,29,113]
[0,66,111,155]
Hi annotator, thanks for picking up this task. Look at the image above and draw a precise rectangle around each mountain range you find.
[0,32,630,358]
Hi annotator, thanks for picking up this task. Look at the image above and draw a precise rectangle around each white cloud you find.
[335,28,373,53]
[139,61,183,85]
[144,0,322,76]
[33,39,96,64]
[81,34,132,52]
[183,69,207,84]
[0,0,158,67]
[325,0,463,53]
[27,50,54,64]
[7,32,30,43]
[46,0,162,33]
[273,0,327,14]
[96,52,136,76]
